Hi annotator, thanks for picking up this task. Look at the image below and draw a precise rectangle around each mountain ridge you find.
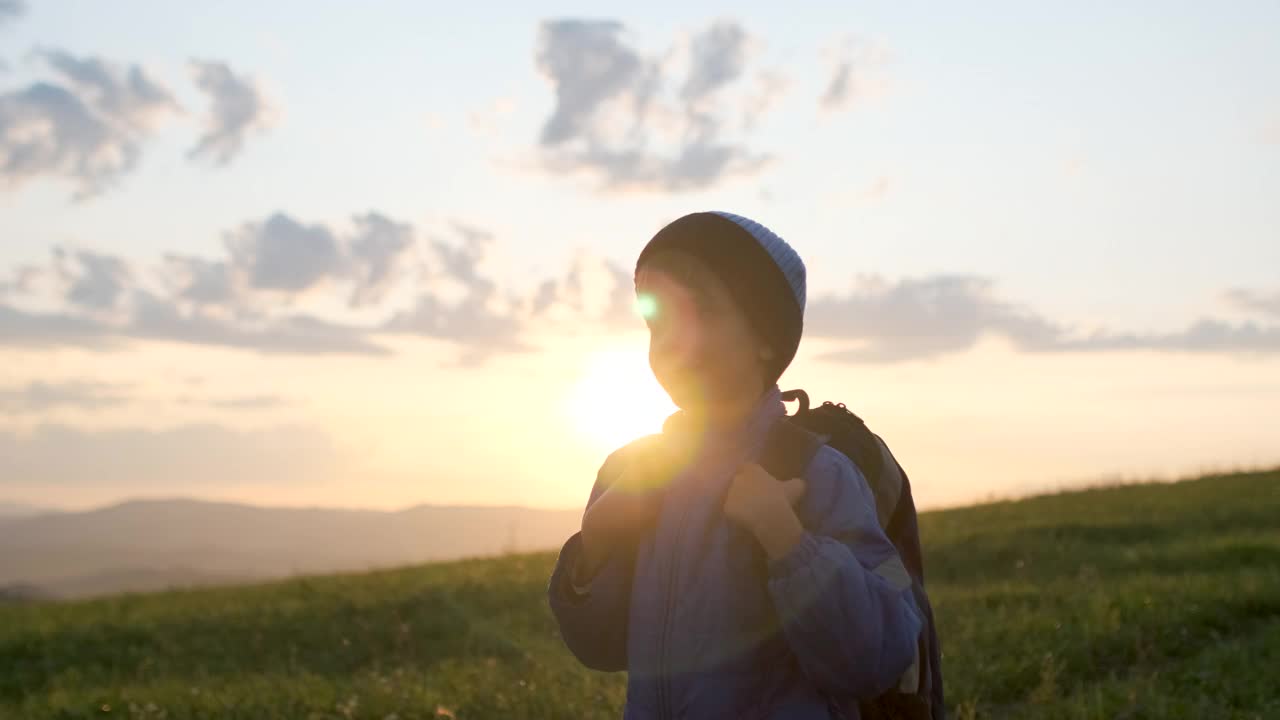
[0,497,582,599]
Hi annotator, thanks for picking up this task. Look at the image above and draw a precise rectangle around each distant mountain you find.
[0,498,581,599]
[0,502,59,529]
[0,501,57,518]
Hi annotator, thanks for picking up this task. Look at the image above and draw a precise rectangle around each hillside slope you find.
[1,469,1276,719]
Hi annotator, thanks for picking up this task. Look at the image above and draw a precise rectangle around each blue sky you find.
[7,2,1277,311]
[1,1,1278,510]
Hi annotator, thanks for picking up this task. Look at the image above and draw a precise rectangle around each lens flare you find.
[636,292,659,320]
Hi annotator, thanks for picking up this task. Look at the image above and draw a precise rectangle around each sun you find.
[566,345,677,452]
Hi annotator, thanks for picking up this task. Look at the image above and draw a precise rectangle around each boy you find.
[548,211,923,719]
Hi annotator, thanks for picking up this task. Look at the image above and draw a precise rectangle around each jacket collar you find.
[661,385,785,459]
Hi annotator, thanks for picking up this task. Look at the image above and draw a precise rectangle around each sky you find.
[1,1,1278,513]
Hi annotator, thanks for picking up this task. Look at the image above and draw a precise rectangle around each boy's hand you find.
[723,463,807,561]
[577,443,683,582]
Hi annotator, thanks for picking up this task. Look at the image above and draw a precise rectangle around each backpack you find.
[757,389,946,720]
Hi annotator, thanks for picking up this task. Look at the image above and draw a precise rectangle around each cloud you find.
[347,213,415,308]
[163,254,234,307]
[601,261,640,326]
[429,222,492,288]
[0,263,42,298]
[0,298,388,356]
[0,304,117,348]
[1225,288,1280,319]
[536,20,647,146]
[529,254,638,329]
[0,0,26,26]
[208,394,290,409]
[225,213,342,295]
[178,393,293,410]
[0,214,528,361]
[0,242,389,356]
[0,50,178,198]
[163,212,414,312]
[187,60,273,166]
[809,275,1063,363]
[0,52,275,197]
[219,211,416,309]
[811,275,1280,364]
[819,37,889,113]
[534,18,773,192]
[385,294,527,358]
[129,291,389,355]
[6,229,1280,367]
[682,21,748,104]
[820,63,853,111]
[40,51,174,122]
[0,381,130,412]
[384,224,529,364]
[41,245,386,356]
[56,249,132,310]
[1055,321,1280,354]
[0,423,341,486]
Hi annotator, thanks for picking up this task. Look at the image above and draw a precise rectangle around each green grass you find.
[2,469,1277,719]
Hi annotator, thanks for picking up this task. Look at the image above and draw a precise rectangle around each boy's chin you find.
[658,379,703,413]
[663,377,736,415]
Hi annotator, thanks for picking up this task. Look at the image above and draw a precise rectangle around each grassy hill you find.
[1,469,1277,719]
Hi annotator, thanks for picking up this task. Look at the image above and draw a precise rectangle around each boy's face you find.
[636,251,769,413]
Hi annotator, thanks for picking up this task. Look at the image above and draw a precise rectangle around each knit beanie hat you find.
[634,211,806,385]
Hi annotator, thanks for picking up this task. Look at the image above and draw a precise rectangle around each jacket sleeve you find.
[546,443,647,672]
[765,445,924,699]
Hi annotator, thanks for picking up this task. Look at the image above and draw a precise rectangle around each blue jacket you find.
[548,386,923,719]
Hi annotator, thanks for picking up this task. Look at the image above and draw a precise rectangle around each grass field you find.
[2,469,1277,719]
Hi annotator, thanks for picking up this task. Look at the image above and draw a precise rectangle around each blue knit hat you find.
[634,211,807,383]
[707,211,807,311]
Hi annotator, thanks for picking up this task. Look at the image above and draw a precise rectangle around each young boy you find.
[548,211,923,719]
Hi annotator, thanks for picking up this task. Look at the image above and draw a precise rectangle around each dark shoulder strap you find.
[758,417,826,482]
[867,434,905,530]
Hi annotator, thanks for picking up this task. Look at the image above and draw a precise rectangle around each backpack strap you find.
[868,434,905,530]
[757,417,827,483]
[769,398,907,532]
[766,404,940,720]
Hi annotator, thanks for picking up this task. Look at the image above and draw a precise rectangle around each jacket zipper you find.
[657,431,756,718]
[658,496,690,719]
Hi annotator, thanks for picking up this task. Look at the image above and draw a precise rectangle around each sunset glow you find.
[564,346,677,454]
[0,3,1276,516]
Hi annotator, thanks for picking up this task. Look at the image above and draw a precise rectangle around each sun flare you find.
[566,346,677,453]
